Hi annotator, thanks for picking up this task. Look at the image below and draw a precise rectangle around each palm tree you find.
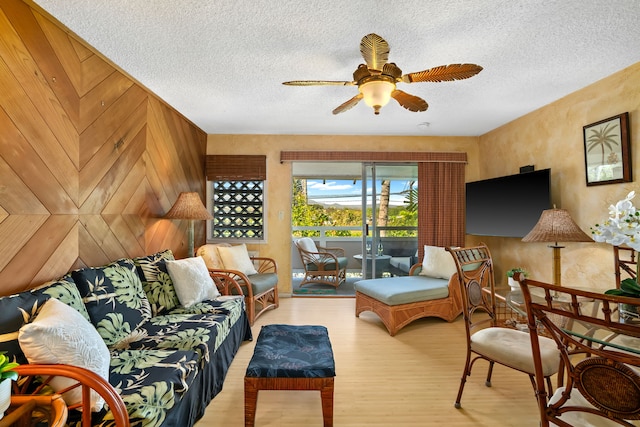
[377,180,390,237]
[586,122,620,165]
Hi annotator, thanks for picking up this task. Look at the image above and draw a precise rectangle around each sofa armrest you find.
[15,364,130,427]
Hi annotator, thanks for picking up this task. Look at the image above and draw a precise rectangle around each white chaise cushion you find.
[18,297,111,411]
[419,245,457,279]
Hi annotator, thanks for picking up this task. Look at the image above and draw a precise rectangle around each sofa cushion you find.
[33,275,92,322]
[117,296,246,362]
[133,249,180,315]
[216,244,258,275]
[165,257,221,307]
[419,245,457,279]
[72,258,152,347]
[0,277,89,364]
[109,348,200,426]
[18,298,111,412]
[355,276,449,305]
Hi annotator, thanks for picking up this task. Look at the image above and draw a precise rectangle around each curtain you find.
[418,162,466,260]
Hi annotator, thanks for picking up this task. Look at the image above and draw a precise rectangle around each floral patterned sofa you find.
[0,249,252,427]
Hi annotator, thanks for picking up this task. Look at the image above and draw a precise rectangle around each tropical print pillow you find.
[133,250,180,316]
[72,258,152,347]
[32,274,91,322]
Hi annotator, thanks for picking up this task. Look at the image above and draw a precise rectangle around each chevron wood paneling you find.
[0,0,207,295]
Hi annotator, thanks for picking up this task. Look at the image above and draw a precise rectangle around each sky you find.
[305,179,412,207]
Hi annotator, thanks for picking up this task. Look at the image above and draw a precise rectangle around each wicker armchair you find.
[518,274,640,427]
[294,237,347,288]
[197,243,278,325]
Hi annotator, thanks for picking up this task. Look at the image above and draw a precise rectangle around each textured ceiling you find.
[33,0,640,136]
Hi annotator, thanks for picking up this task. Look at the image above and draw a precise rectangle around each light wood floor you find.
[196,297,542,426]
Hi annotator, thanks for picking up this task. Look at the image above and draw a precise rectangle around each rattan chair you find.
[614,245,637,289]
[294,237,347,288]
[446,244,560,409]
[197,243,279,326]
[518,274,640,427]
[14,364,129,427]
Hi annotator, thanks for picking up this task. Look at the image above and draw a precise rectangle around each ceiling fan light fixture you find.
[359,79,395,115]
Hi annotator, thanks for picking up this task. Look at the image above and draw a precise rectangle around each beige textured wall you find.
[207,135,480,293]
[208,62,638,294]
[475,62,640,290]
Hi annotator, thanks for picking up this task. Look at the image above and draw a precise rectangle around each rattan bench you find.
[244,324,336,427]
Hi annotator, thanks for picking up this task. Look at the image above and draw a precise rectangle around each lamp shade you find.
[522,209,592,243]
[359,79,395,115]
[164,192,213,220]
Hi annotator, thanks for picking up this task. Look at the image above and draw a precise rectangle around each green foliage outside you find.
[292,179,417,237]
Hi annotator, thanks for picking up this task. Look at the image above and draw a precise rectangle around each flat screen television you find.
[466,169,551,238]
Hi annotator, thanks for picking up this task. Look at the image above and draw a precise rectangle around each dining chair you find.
[518,274,640,426]
[446,244,560,409]
[614,245,637,289]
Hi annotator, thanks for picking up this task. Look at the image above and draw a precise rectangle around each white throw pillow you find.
[216,244,258,276]
[419,245,457,279]
[296,237,318,254]
[18,298,111,412]
[165,256,221,307]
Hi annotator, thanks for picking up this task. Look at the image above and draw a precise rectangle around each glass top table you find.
[504,286,640,355]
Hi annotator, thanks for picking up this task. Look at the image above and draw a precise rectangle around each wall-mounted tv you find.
[466,169,551,238]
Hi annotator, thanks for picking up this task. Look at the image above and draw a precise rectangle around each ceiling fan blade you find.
[401,63,483,83]
[282,80,355,86]
[332,94,363,115]
[391,90,428,112]
[360,33,389,72]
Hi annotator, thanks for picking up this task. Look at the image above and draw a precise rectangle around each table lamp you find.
[165,192,213,257]
[522,208,593,286]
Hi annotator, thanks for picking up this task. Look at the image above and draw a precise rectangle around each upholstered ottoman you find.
[244,324,336,426]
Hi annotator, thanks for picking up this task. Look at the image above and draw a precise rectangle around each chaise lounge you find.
[355,245,463,336]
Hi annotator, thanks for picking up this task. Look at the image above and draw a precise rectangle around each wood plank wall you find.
[0,0,207,295]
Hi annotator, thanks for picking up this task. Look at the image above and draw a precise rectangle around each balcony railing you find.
[291,226,417,273]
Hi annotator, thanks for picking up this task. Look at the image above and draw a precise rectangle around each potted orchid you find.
[591,191,640,319]
[0,351,19,420]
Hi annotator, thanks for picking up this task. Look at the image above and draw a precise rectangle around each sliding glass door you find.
[362,163,418,279]
[291,162,418,280]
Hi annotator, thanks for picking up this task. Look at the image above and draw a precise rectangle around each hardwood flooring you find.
[196,297,541,426]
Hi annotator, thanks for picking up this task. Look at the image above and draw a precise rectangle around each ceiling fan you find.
[283,33,483,115]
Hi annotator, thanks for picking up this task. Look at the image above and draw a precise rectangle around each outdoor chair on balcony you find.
[294,237,347,288]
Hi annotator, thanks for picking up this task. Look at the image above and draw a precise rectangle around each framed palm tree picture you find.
[583,112,631,186]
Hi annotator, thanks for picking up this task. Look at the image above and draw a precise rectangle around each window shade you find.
[206,155,266,180]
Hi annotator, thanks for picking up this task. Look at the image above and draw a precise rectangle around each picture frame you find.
[583,112,631,186]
